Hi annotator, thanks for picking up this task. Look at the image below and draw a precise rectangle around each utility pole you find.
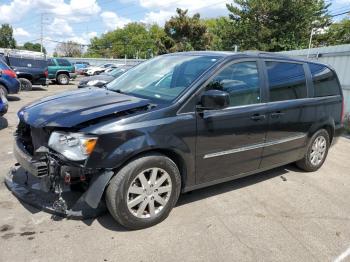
[40,13,43,53]
[307,28,314,59]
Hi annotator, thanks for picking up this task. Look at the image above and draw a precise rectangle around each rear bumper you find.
[332,124,345,145]
[32,78,49,87]
[6,78,20,94]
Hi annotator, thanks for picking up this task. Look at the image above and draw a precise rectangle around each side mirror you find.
[198,90,230,110]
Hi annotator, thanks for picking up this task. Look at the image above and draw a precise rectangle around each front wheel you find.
[106,153,181,230]
[0,85,8,97]
[296,129,330,172]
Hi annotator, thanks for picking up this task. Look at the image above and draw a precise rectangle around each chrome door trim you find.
[203,134,307,159]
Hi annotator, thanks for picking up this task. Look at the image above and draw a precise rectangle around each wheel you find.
[106,153,181,230]
[296,129,330,172]
[19,78,32,91]
[0,85,8,97]
[56,74,69,85]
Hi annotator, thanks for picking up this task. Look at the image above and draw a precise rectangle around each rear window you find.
[266,61,307,102]
[8,57,47,68]
[309,63,340,97]
[56,59,71,66]
[0,60,11,70]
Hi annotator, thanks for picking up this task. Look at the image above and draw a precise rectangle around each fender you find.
[55,70,70,78]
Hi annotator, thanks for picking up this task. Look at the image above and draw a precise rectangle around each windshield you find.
[106,54,220,102]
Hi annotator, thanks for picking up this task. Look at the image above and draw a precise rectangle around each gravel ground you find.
[0,81,350,262]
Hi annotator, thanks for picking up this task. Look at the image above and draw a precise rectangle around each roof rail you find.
[242,50,291,58]
[0,48,46,60]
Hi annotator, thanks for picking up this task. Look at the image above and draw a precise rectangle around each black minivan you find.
[7,52,344,229]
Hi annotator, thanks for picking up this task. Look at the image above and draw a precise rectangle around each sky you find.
[0,0,349,54]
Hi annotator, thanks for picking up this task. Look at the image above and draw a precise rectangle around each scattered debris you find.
[280,176,287,181]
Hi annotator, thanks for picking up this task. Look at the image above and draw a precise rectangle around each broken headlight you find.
[48,132,98,161]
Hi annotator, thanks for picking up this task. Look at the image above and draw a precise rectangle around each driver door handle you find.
[250,114,266,121]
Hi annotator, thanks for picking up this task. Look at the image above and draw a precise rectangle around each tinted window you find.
[48,59,56,66]
[8,57,47,68]
[208,61,260,107]
[309,63,340,97]
[56,59,71,66]
[266,61,307,101]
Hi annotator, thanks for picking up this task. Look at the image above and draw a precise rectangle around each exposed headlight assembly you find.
[48,132,98,161]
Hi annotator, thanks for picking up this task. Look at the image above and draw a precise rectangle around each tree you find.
[0,24,16,49]
[55,41,83,57]
[315,18,350,46]
[87,23,165,58]
[19,42,46,54]
[164,8,211,52]
[225,0,331,51]
[203,17,234,51]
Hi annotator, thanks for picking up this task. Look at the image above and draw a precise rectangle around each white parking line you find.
[334,246,350,262]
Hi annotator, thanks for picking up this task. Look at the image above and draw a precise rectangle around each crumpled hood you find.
[18,88,150,128]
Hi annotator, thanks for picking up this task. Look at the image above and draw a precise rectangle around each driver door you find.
[195,60,268,184]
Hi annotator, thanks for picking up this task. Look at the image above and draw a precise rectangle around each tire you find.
[19,78,32,91]
[106,153,181,230]
[296,129,330,172]
[0,85,8,97]
[56,74,69,85]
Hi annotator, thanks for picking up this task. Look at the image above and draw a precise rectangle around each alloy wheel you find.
[127,168,172,219]
[310,136,327,166]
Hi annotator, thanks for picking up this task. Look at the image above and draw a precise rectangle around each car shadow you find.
[31,86,48,91]
[0,116,8,129]
[7,95,20,101]
[96,164,297,232]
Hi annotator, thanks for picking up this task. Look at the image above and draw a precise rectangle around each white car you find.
[85,63,123,76]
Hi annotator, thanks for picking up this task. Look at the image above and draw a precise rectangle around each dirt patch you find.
[20,231,36,236]
[0,224,14,232]
[1,233,16,240]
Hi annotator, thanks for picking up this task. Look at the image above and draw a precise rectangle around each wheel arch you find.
[55,70,70,78]
[308,117,335,144]
[112,148,188,191]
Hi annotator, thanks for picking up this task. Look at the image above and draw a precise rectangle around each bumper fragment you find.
[5,165,107,219]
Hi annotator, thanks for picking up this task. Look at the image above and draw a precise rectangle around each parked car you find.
[8,52,344,230]
[1,55,48,91]
[48,58,76,85]
[0,87,8,116]
[74,63,89,75]
[85,63,121,76]
[0,59,20,96]
[78,66,132,88]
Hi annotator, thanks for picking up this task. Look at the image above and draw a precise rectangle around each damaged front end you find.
[5,121,114,219]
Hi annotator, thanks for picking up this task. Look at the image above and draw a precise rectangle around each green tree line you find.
[0,0,349,57]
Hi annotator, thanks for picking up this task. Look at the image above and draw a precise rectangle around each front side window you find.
[207,61,261,107]
[106,55,221,102]
[309,63,340,97]
[266,61,307,102]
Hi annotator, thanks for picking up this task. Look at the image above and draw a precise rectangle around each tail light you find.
[341,98,345,124]
[2,69,17,78]
[44,69,48,78]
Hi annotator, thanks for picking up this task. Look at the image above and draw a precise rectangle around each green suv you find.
[48,58,77,85]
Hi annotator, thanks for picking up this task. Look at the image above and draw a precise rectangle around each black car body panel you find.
[9,51,344,218]
[18,88,151,128]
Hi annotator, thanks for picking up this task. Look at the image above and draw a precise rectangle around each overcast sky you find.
[0,0,349,54]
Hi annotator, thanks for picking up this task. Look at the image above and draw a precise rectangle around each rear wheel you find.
[56,74,69,85]
[106,153,181,230]
[19,78,32,91]
[0,85,8,97]
[296,129,330,172]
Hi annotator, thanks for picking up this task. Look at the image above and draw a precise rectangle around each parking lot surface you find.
[1,81,350,262]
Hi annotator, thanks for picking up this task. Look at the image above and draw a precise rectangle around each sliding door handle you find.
[270,111,285,118]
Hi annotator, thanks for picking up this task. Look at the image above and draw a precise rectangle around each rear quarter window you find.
[309,63,341,97]
[56,59,72,66]
[266,61,307,102]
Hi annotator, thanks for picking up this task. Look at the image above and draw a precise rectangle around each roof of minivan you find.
[167,50,312,63]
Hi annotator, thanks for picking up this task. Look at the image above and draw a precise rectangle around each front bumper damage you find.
[5,138,114,219]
